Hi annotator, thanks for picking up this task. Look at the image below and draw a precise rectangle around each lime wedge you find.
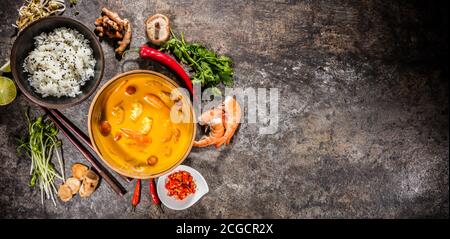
[0,76,17,106]
[0,60,11,74]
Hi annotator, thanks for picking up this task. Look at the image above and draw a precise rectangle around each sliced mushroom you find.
[72,163,89,180]
[79,170,99,198]
[65,177,81,195]
[84,170,99,185]
[79,182,96,197]
[145,14,170,45]
[58,184,73,202]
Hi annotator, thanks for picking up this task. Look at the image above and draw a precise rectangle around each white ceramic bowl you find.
[157,165,209,210]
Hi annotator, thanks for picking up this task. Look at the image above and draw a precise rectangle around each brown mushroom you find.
[79,182,98,197]
[84,170,100,184]
[100,120,112,136]
[72,163,89,180]
[79,170,99,197]
[65,177,81,195]
[58,184,73,202]
[146,155,158,166]
[145,14,170,45]
[79,183,93,197]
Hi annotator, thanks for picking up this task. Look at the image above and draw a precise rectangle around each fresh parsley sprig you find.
[161,31,234,95]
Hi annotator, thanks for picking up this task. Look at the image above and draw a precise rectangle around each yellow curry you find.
[90,72,194,178]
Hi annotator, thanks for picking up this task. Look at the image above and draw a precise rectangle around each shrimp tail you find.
[193,136,219,147]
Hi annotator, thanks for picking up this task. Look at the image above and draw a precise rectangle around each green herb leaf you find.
[161,31,234,94]
[17,108,65,206]
[29,173,37,188]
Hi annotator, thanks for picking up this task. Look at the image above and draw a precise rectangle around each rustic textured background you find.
[0,0,448,218]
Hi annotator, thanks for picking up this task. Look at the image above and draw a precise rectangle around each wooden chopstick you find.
[44,108,127,196]
[49,109,133,183]
[49,109,91,148]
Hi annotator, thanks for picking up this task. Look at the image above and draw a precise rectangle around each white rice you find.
[23,27,96,98]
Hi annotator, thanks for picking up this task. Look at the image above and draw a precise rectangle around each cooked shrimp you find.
[120,128,152,144]
[198,108,223,125]
[216,96,241,147]
[144,94,170,113]
[130,102,143,121]
[140,116,153,134]
[193,109,225,147]
[193,118,225,147]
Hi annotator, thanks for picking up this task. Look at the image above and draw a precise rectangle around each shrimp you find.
[198,108,223,126]
[144,94,170,113]
[130,102,143,121]
[120,128,152,144]
[193,109,225,147]
[215,96,241,147]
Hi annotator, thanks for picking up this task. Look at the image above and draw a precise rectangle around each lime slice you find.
[0,60,11,74]
[0,76,17,106]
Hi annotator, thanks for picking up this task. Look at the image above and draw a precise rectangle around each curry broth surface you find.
[93,73,194,177]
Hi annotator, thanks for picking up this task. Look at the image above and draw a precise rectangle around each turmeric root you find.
[105,29,123,39]
[115,19,132,54]
[101,7,125,28]
[95,7,131,55]
[94,17,103,26]
[102,16,121,31]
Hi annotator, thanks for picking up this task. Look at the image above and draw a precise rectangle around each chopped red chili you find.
[165,170,196,200]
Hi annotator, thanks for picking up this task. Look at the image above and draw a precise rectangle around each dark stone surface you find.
[0,0,448,218]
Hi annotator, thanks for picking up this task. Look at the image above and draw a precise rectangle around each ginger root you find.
[115,19,132,54]
[94,7,131,55]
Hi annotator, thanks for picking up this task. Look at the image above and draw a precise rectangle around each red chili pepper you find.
[150,178,163,213]
[165,170,196,200]
[131,179,141,211]
[139,45,193,96]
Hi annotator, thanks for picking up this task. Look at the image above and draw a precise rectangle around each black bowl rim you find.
[10,16,105,109]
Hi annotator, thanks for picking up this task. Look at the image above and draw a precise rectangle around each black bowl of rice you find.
[11,16,104,109]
